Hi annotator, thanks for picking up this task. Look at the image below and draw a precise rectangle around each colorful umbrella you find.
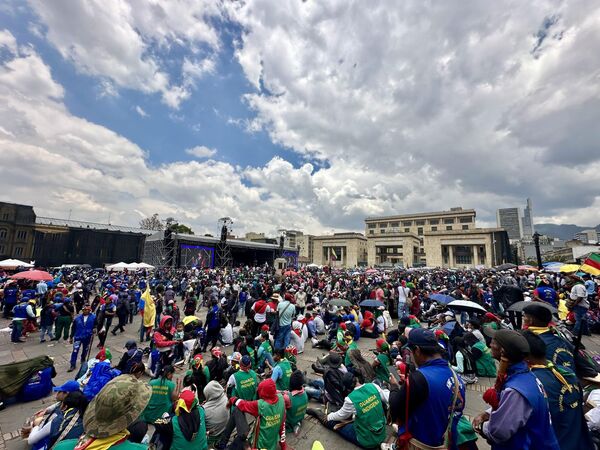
[429,293,455,305]
[11,270,53,281]
[284,270,298,276]
[559,264,580,273]
[518,265,539,271]
[182,316,201,326]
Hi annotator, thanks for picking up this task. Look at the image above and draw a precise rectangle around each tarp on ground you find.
[0,355,54,398]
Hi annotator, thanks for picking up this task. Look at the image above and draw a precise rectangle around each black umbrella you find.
[508,300,557,314]
[496,263,517,270]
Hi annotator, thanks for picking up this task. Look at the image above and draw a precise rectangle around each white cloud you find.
[185,145,217,159]
[0,29,18,54]
[27,0,222,108]
[135,105,148,117]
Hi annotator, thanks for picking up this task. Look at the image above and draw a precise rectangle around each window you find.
[404,228,410,233]
[368,223,376,229]
[431,226,437,231]
[14,247,23,256]
[17,230,27,240]
[380,229,385,234]
[390,222,399,227]
[417,227,423,235]
[429,219,439,225]
[456,254,472,264]
[446,225,453,231]
[462,225,469,230]
[369,230,374,235]
[0,229,6,239]
[379,222,388,228]
[459,217,472,223]
[2,213,8,220]
[402,221,412,227]
[444,218,455,224]
[415,220,425,226]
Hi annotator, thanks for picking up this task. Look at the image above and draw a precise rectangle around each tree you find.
[139,213,164,231]
[171,223,194,235]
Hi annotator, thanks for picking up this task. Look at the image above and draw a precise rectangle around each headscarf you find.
[174,390,201,442]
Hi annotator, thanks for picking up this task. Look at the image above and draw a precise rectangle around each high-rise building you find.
[497,207,523,241]
[522,198,534,238]
[574,229,599,244]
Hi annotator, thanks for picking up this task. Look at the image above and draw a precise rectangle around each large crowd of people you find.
[1,263,600,450]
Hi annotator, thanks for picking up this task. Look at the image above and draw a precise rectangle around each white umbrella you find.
[106,262,130,271]
[0,259,34,269]
[135,262,155,269]
[447,300,487,314]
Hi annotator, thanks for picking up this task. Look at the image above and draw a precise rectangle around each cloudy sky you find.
[0,0,599,236]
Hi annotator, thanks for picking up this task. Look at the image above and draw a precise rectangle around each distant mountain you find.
[534,223,600,241]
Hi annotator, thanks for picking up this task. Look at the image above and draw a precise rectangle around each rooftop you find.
[365,208,476,222]
[36,217,155,235]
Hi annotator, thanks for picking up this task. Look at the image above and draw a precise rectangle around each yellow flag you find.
[142,286,156,328]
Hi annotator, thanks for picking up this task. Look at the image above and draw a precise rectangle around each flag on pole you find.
[581,253,600,276]
[330,248,337,261]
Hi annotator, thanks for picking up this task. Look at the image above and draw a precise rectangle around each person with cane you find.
[67,303,96,372]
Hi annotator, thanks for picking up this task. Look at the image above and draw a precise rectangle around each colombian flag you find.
[581,253,600,276]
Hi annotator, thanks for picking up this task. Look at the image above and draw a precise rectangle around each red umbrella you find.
[11,270,53,281]
[284,270,298,276]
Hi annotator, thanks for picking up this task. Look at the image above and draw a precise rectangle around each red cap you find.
[261,324,270,331]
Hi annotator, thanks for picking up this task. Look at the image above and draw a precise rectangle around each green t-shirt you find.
[139,378,176,423]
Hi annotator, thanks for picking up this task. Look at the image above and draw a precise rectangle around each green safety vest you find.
[374,353,392,383]
[246,346,257,369]
[473,341,497,377]
[348,383,386,448]
[171,410,207,450]
[233,369,258,400]
[285,391,308,431]
[255,394,285,450]
[275,359,292,391]
[345,341,358,367]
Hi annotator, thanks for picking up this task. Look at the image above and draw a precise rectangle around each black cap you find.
[484,328,529,361]
[523,303,552,324]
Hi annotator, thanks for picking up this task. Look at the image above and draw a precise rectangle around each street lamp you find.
[532,232,543,270]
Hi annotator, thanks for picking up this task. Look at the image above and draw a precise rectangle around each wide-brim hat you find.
[270,293,281,301]
[83,375,151,438]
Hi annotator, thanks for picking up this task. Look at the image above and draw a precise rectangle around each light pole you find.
[533,232,543,270]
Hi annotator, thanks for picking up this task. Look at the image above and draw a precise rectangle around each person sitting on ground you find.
[153,389,208,450]
[187,354,210,402]
[215,379,290,450]
[464,332,497,378]
[271,349,293,391]
[451,336,479,384]
[373,338,393,384]
[53,375,151,450]
[138,365,180,424]
[206,347,228,382]
[522,303,575,371]
[522,330,593,450]
[307,370,388,449]
[386,328,466,450]
[46,391,88,449]
[472,329,559,450]
[257,331,275,373]
[202,380,229,448]
[285,370,308,436]
[115,340,143,374]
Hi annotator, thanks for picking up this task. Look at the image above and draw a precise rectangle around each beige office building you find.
[296,234,315,263]
[312,233,368,267]
[365,208,477,267]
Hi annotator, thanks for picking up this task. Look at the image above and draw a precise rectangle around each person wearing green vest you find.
[215,379,291,450]
[139,365,179,423]
[53,375,151,450]
[229,355,259,400]
[154,389,208,450]
[245,335,258,369]
[271,349,293,391]
[465,332,497,377]
[343,331,358,368]
[285,370,308,436]
[257,331,275,372]
[307,372,388,449]
[373,338,392,383]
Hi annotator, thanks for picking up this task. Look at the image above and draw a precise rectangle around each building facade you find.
[574,229,599,244]
[312,233,368,267]
[365,208,476,267]
[423,228,511,268]
[522,198,535,238]
[496,207,523,241]
[296,234,315,263]
[0,202,36,260]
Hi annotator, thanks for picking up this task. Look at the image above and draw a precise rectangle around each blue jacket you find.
[494,362,560,450]
[408,358,465,449]
[13,303,29,319]
[71,313,96,340]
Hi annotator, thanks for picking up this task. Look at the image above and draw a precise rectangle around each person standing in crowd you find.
[39,300,55,343]
[111,289,130,335]
[96,294,116,348]
[68,304,96,372]
[472,329,559,449]
[52,375,151,450]
[532,277,558,307]
[522,331,594,450]
[36,279,48,303]
[53,297,75,342]
[11,297,34,343]
[203,300,222,352]
[569,275,590,337]
[397,281,411,319]
[294,288,307,315]
[275,293,296,351]
[3,280,19,318]
[383,328,465,450]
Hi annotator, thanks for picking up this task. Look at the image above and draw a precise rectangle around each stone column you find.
[448,245,454,268]
[472,245,479,266]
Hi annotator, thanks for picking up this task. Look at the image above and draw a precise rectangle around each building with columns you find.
[312,232,368,267]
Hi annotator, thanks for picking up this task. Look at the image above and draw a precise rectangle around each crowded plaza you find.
[1,259,600,450]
